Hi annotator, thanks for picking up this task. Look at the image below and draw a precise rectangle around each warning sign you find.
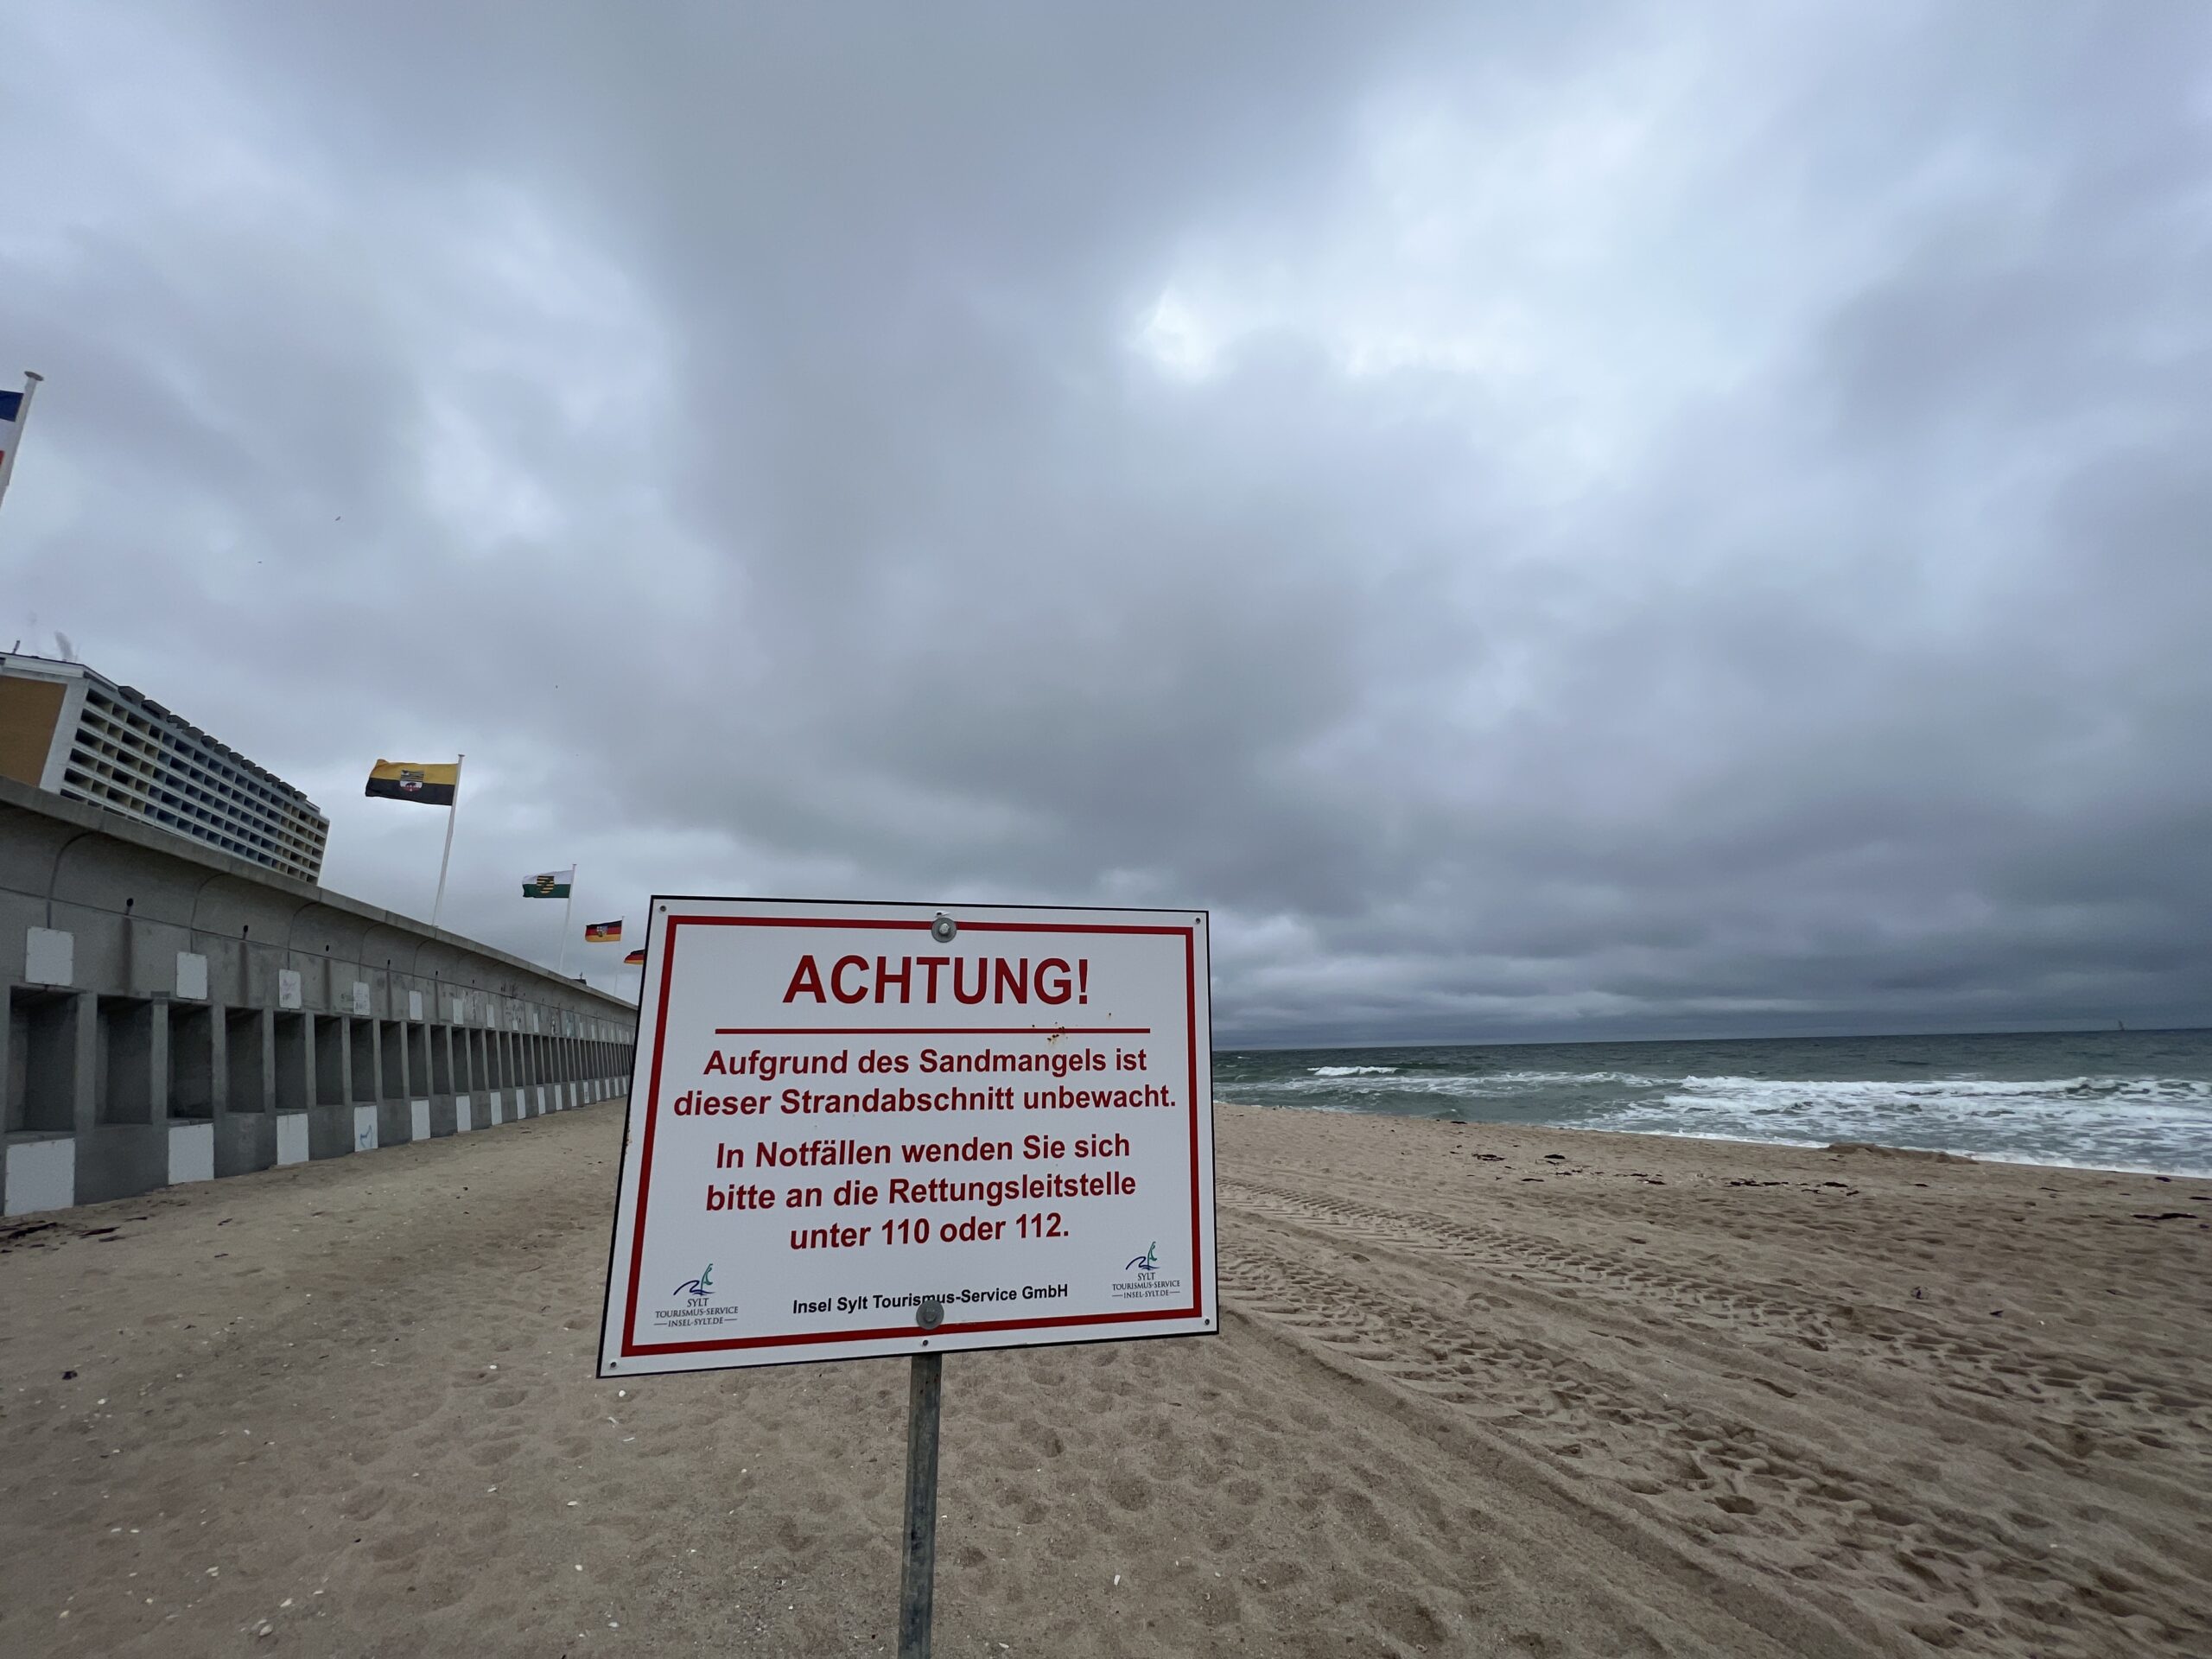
[598,899,1217,1374]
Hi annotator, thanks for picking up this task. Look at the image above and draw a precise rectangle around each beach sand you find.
[2,1101,2207,1657]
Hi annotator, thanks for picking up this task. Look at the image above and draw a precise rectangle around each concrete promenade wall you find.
[0,776,638,1216]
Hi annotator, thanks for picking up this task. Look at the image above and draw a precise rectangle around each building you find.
[0,653,328,880]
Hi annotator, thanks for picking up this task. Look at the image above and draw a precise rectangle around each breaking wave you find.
[1218,1042,2212,1175]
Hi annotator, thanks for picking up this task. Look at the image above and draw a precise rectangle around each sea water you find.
[1213,1029,2212,1176]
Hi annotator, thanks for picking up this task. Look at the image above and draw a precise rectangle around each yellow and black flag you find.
[365,759,460,806]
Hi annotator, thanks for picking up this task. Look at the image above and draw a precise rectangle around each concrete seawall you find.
[0,776,638,1215]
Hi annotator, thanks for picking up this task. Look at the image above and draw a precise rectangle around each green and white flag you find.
[523,868,575,899]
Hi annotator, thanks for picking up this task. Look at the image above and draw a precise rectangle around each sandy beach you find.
[2,1101,2207,1657]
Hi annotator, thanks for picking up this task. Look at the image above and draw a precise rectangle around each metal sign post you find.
[897,1299,946,1659]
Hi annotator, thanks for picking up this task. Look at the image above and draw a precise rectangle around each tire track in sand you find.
[1216,1186,2207,1658]
[1225,1176,2212,1486]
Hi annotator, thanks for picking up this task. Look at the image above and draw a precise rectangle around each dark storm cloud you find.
[3,2,2206,1039]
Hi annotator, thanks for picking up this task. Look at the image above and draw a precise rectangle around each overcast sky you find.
[3,3,2207,1044]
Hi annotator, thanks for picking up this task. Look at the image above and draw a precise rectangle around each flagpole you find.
[556,867,575,976]
[429,754,464,931]
[0,370,44,521]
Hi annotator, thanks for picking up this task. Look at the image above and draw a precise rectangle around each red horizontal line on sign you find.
[713,1027,1150,1036]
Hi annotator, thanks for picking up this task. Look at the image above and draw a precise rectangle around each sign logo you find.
[652,1262,740,1331]
[531,873,559,896]
[398,767,426,793]
[1111,1240,1184,1304]
[675,1262,715,1298]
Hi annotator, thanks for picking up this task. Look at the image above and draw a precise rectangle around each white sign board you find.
[598,899,1216,1375]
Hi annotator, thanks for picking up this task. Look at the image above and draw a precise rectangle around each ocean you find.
[1212,1028,2212,1177]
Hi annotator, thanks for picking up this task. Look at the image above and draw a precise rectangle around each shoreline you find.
[1230,1096,2212,1179]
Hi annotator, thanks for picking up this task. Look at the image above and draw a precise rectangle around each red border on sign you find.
[620,916,1205,1357]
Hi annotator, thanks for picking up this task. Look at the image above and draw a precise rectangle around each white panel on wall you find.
[410,1099,430,1141]
[408,989,424,1021]
[175,952,209,1001]
[167,1122,215,1186]
[276,1113,309,1166]
[25,927,73,987]
[278,970,302,1011]
[352,982,372,1017]
[455,1098,473,1133]
[353,1105,378,1152]
[3,1139,75,1216]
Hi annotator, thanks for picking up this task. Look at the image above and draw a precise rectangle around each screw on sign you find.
[596,899,1218,1658]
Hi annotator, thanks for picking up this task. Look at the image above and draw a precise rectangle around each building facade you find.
[3,774,637,1216]
[0,653,327,881]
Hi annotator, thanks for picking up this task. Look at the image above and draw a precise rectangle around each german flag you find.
[585,920,622,944]
[365,759,459,806]
[622,949,645,967]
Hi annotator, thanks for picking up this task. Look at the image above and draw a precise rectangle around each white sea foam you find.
[1608,1125,2212,1179]
[1244,1063,2212,1174]
[1276,1068,1662,1094]
[1672,1074,2212,1103]
[1599,1075,2212,1176]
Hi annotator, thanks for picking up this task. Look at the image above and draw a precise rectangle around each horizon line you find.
[1210,1022,2209,1053]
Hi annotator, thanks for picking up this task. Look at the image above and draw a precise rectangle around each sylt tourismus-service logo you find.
[655,1261,741,1329]
[1111,1240,1183,1302]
